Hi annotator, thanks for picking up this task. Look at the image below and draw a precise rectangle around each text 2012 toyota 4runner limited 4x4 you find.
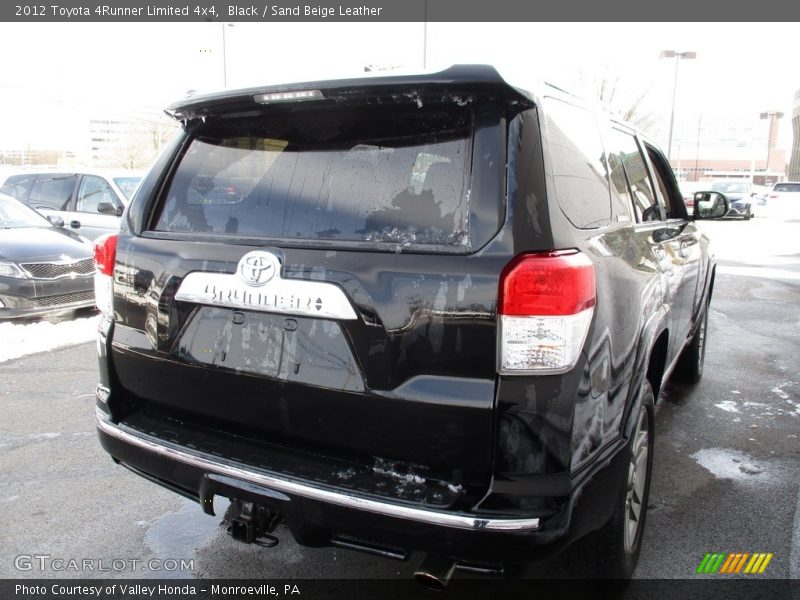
[93,65,729,583]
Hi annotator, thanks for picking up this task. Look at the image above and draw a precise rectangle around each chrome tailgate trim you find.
[96,408,539,532]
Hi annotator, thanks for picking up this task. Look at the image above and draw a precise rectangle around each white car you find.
[765,182,800,219]
[0,170,144,240]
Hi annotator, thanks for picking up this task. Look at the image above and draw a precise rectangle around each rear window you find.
[152,104,473,248]
[1,174,37,202]
[542,98,611,229]
[709,181,749,193]
[114,176,143,200]
[773,183,800,193]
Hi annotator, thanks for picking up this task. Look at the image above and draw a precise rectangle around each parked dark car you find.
[1,170,143,241]
[707,180,754,219]
[92,66,728,583]
[0,193,95,318]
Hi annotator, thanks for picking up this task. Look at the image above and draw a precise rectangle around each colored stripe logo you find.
[696,552,773,574]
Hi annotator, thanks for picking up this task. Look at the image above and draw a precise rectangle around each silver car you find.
[0,170,143,240]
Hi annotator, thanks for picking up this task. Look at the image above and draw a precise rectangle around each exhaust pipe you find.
[414,555,456,590]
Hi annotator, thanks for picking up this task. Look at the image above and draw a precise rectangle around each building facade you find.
[665,111,786,184]
[788,90,800,182]
[88,107,177,169]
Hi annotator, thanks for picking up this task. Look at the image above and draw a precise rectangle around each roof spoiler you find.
[164,65,535,122]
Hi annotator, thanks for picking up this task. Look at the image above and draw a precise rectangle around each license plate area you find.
[176,307,365,392]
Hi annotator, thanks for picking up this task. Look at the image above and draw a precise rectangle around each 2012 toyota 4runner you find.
[93,65,728,582]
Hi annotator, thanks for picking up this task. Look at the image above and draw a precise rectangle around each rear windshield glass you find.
[773,183,800,193]
[1,174,36,201]
[709,181,749,194]
[114,176,143,200]
[152,104,473,247]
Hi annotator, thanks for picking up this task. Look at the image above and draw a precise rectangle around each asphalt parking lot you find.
[0,216,798,585]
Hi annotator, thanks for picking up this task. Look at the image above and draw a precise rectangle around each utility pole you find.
[221,23,234,88]
[759,111,784,186]
[422,0,428,69]
[694,114,702,182]
[660,50,697,162]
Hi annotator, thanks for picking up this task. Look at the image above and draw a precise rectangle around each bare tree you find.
[111,135,150,170]
[575,67,659,133]
[103,115,178,169]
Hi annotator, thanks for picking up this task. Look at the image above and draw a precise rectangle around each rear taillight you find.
[93,233,117,276]
[498,250,596,373]
[93,233,117,315]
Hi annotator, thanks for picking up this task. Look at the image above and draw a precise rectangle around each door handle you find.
[678,238,694,259]
[69,220,81,229]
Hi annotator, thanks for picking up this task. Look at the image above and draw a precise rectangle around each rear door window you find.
[152,104,473,248]
[774,183,800,193]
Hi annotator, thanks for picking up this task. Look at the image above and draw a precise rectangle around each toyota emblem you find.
[237,251,280,287]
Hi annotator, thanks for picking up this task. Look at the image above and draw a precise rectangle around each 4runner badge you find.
[238,251,279,287]
[174,251,358,320]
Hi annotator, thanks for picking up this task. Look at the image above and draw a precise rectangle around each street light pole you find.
[222,24,228,88]
[759,111,784,186]
[694,113,702,182]
[422,0,428,69]
[221,23,234,88]
[660,50,697,163]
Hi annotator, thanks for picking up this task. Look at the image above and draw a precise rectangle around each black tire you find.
[744,208,752,220]
[570,381,655,579]
[674,302,709,384]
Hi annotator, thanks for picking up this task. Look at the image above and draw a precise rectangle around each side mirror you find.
[97,202,122,216]
[47,215,65,228]
[693,191,729,220]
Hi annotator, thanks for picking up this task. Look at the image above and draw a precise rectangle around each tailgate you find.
[107,85,520,496]
[110,241,503,492]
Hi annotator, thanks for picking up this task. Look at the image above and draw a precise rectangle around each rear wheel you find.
[570,381,655,579]
[674,302,709,384]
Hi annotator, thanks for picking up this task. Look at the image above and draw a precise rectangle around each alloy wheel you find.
[697,309,707,376]
[624,407,650,553]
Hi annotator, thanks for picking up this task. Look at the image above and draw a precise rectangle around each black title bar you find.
[3,579,800,600]
[3,0,800,22]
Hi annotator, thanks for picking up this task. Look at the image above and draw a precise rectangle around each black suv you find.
[93,65,728,582]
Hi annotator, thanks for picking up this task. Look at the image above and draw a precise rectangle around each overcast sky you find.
[0,22,797,152]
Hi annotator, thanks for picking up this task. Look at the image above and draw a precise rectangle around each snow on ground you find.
[0,313,99,363]
[696,216,800,266]
[714,400,740,413]
[691,448,769,482]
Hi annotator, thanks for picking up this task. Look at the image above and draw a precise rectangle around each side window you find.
[644,144,686,220]
[1,174,36,202]
[29,175,78,210]
[605,143,635,223]
[605,128,663,222]
[76,176,120,214]
[543,98,611,229]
